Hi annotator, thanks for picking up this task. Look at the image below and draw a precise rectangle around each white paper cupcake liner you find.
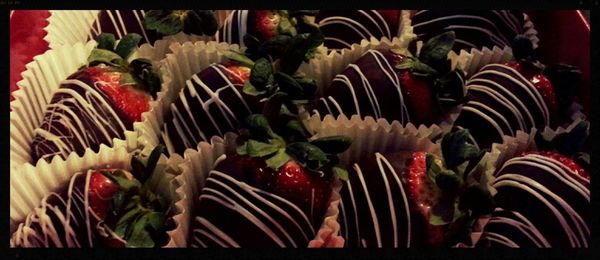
[10,143,190,248]
[134,41,244,152]
[176,132,343,248]
[400,10,539,78]
[44,10,100,49]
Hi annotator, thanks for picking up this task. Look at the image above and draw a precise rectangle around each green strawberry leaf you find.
[96,33,116,51]
[129,58,162,98]
[544,63,582,110]
[236,142,249,155]
[458,184,495,217]
[114,33,142,60]
[434,69,466,107]
[130,155,147,183]
[193,10,219,36]
[275,72,304,97]
[277,12,297,36]
[294,76,317,100]
[265,148,292,170]
[243,81,267,96]
[332,166,349,181]
[512,35,535,61]
[552,120,589,156]
[418,31,455,67]
[244,114,278,140]
[396,58,438,77]
[144,145,164,179]
[286,142,329,170]
[246,139,280,158]
[243,34,261,59]
[126,212,158,248]
[223,51,255,68]
[279,32,324,75]
[88,49,125,68]
[111,190,127,216]
[102,170,142,194]
[430,198,457,226]
[573,152,590,169]
[426,154,443,185]
[249,58,273,90]
[119,72,139,86]
[309,136,352,154]
[435,170,462,196]
[144,10,184,36]
[115,205,144,237]
[286,120,309,139]
[441,129,481,170]
[183,10,218,36]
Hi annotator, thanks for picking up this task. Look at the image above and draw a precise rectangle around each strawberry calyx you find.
[511,35,582,118]
[392,31,466,110]
[243,10,323,74]
[533,120,590,178]
[236,114,351,181]
[97,146,171,248]
[144,10,219,37]
[428,129,493,222]
[88,33,162,99]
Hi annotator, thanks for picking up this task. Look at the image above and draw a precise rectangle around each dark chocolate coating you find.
[316,10,400,50]
[452,63,550,149]
[312,49,427,125]
[411,10,525,52]
[11,171,101,247]
[161,64,263,156]
[189,157,319,248]
[30,68,132,163]
[476,154,590,247]
[339,152,431,248]
[90,10,158,44]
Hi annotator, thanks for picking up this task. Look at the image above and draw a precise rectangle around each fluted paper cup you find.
[10,144,190,247]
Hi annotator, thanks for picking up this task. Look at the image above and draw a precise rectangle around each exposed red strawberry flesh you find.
[217,155,333,224]
[224,63,251,84]
[398,70,442,125]
[88,171,120,220]
[505,61,559,120]
[253,10,280,41]
[86,67,151,122]
[405,151,437,217]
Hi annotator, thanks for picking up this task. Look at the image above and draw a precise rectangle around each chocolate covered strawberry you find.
[313,31,465,126]
[315,10,402,49]
[162,16,323,156]
[338,129,494,247]
[477,120,590,248]
[189,112,351,247]
[30,33,161,163]
[452,36,582,150]
[11,147,172,248]
[218,10,316,49]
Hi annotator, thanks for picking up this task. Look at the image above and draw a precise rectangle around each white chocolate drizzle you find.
[479,154,590,247]
[190,170,316,248]
[315,49,410,124]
